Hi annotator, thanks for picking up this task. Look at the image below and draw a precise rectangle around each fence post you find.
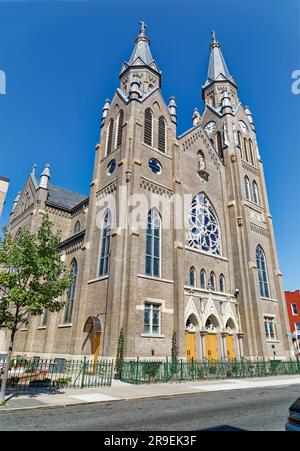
[135,357,139,384]
[80,357,87,389]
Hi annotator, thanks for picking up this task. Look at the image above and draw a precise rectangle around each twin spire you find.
[204,31,236,88]
[121,24,235,90]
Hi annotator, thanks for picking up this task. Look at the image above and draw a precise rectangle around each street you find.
[0,384,299,431]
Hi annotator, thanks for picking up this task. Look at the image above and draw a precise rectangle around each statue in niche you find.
[197,150,209,182]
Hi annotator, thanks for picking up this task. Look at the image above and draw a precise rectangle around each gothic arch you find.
[205,314,221,332]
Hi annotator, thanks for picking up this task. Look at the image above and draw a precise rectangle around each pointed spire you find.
[120,21,160,78]
[101,98,111,126]
[192,108,201,126]
[39,163,51,190]
[168,96,177,124]
[204,31,236,88]
[12,191,21,213]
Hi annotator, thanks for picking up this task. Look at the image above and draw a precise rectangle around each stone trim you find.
[140,177,173,198]
[184,245,229,262]
[140,334,166,339]
[88,275,109,285]
[242,160,259,176]
[250,222,269,237]
[137,274,174,285]
[96,180,117,201]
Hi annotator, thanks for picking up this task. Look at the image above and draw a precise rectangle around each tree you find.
[115,328,125,378]
[0,214,70,403]
[171,331,178,375]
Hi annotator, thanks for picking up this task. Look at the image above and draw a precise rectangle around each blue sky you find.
[0,0,299,289]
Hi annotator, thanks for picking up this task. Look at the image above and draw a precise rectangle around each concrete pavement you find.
[1,374,300,413]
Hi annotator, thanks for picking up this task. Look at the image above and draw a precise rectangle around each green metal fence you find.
[0,357,114,391]
[120,358,300,384]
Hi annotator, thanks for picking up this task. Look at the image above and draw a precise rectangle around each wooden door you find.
[206,334,218,361]
[185,333,196,362]
[92,332,101,365]
[226,335,235,360]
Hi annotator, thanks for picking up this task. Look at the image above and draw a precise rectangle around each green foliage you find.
[171,331,178,364]
[115,328,124,375]
[0,214,70,335]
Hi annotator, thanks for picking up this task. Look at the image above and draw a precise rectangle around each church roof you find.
[47,184,88,211]
[204,32,236,88]
[120,21,160,76]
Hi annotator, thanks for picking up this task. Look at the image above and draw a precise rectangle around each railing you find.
[0,357,114,391]
[120,358,300,384]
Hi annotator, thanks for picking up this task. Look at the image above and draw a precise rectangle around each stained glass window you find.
[256,245,270,298]
[200,269,206,289]
[189,267,196,287]
[188,192,221,256]
[64,260,78,324]
[146,209,161,277]
[144,303,160,335]
[99,210,112,276]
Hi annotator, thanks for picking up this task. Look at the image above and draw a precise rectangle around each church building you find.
[7,23,292,361]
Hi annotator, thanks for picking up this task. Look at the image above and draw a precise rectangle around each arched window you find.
[244,176,251,201]
[146,208,161,277]
[216,131,224,160]
[249,139,254,165]
[106,119,114,155]
[158,116,166,152]
[189,267,196,287]
[188,192,221,256]
[99,210,112,276]
[74,221,81,234]
[244,138,249,162]
[144,108,153,146]
[256,245,270,298]
[116,110,124,148]
[253,181,259,205]
[64,259,78,324]
[219,274,225,292]
[237,131,243,159]
[209,272,216,291]
[200,269,206,289]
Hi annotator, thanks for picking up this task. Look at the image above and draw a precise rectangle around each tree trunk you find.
[0,327,17,404]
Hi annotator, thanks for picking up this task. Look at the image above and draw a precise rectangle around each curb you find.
[1,377,300,414]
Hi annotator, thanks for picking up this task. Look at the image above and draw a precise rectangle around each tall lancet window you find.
[158,116,166,152]
[116,110,124,148]
[146,208,161,277]
[209,272,216,291]
[106,119,114,155]
[253,181,259,205]
[144,108,153,146]
[200,269,206,289]
[244,176,251,201]
[189,267,196,287]
[238,131,243,159]
[249,139,254,165]
[99,210,112,276]
[244,138,249,162]
[216,131,223,160]
[256,245,270,298]
[188,192,221,256]
[64,259,78,324]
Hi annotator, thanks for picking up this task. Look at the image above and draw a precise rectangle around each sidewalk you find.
[1,375,300,413]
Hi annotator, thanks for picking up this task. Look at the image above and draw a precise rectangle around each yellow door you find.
[92,332,101,371]
[185,333,196,362]
[226,335,235,360]
[206,334,218,361]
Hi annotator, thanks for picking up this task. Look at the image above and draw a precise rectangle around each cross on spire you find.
[139,20,147,36]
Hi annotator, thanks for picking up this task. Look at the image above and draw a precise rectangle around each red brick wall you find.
[285,290,300,334]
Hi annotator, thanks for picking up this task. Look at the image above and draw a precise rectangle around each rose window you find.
[188,193,221,256]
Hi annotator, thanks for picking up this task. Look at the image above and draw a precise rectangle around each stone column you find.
[237,333,244,359]
[200,330,207,360]
[221,332,228,359]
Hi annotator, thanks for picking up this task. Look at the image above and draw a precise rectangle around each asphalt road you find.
[0,385,299,431]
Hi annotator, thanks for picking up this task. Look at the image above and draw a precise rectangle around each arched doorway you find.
[83,316,102,364]
[205,315,219,361]
[185,315,198,362]
[226,318,236,360]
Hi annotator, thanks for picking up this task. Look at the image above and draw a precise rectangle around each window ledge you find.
[260,297,278,303]
[37,327,47,331]
[88,275,109,284]
[185,246,228,262]
[141,142,171,159]
[141,334,165,339]
[58,324,72,329]
[137,274,174,284]
[266,339,280,343]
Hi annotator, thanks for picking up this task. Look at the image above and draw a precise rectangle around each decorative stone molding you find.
[242,160,259,176]
[111,228,122,237]
[96,180,117,201]
[237,216,243,227]
[174,241,184,249]
[45,205,71,219]
[248,261,257,269]
[250,222,269,237]
[230,153,237,163]
[140,178,173,198]
[134,159,142,166]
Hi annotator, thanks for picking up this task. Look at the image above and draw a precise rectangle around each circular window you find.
[148,158,162,174]
[107,159,116,175]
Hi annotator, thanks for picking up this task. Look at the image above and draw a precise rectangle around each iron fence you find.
[0,356,114,391]
[120,358,300,384]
